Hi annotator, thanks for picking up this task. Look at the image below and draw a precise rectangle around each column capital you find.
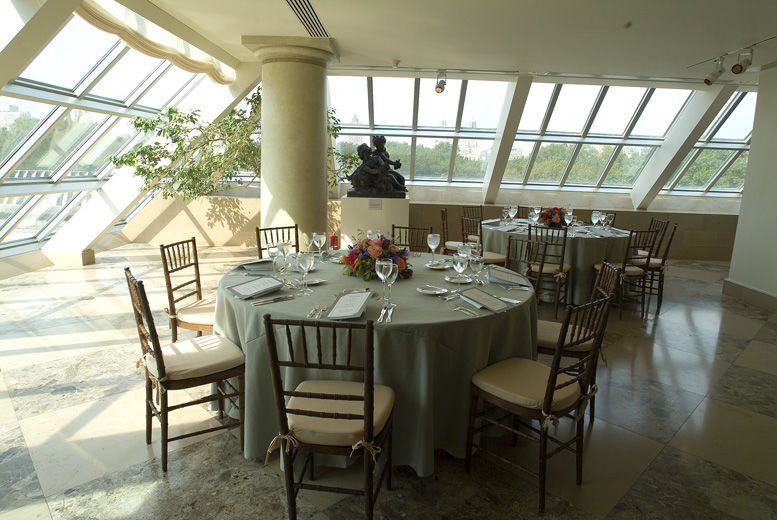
[241,36,338,66]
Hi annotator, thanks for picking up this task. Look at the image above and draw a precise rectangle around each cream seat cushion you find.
[594,262,645,277]
[632,257,662,269]
[145,334,244,381]
[177,295,216,326]
[483,251,507,264]
[536,320,594,352]
[530,262,571,275]
[288,380,395,446]
[472,357,580,411]
[445,240,464,251]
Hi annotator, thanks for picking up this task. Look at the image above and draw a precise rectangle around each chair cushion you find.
[483,251,507,264]
[288,380,395,447]
[536,320,594,352]
[594,262,646,277]
[632,257,662,269]
[445,240,464,250]
[472,357,580,411]
[529,262,571,275]
[145,334,245,381]
[467,234,481,243]
[177,296,216,326]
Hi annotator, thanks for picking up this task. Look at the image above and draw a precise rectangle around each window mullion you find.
[366,77,374,131]
[594,144,623,188]
[49,116,116,183]
[622,88,654,138]
[454,80,467,132]
[703,150,741,192]
[75,42,128,98]
[124,60,169,107]
[667,148,702,191]
[0,106,70,183]
[0,194,42,241]
[704,91,745,143]
[38,191,86,239]
[522,84,560,184]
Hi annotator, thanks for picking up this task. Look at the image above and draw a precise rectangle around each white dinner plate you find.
[445,274,472,284]
[425,262,451,270]
[416,286,447,295]
[304,279,326,286]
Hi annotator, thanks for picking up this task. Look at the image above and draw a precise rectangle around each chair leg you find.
[308,453,315,481]
[170,319,178,343]
[161,390,169,472]
[238,375,245,452]
[538,426,548,512]
[576,416,584,485]
[553,277,560,318]
[216,381,224,420]
[656,272,665,315]
[365,445,375,520]
[511,415,520,447]
[465,386,478,473]
[386,423,393,490]
[145,377,153,445]
[281,444,297,520]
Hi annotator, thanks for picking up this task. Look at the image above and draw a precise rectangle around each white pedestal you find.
[340,196,409,247]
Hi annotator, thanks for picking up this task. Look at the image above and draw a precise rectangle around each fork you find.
[377,305,388,323]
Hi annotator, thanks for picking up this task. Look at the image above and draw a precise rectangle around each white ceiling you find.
[150,0,777,84]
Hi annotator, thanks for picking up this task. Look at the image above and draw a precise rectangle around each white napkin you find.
[459,294,485,309]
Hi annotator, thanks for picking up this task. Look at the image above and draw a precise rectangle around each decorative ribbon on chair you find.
[541,411,559,435]
[136,355,164,405]
[576,383,599,422]
[265,430,299,465]
[553,271,567,280]
[350,439,382,474]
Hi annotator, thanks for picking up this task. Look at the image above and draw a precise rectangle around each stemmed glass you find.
[296,251,315,295]
[375,259,392,303]
[508,205,518,223]
[267,245,279,274]
[367,229,381,240]
[384,262,398,307]
[591,211,601,227]
[604,213,615,227]
[452,253,469,282]
[469,255,484,285]
[427,233,440,263]
[312,232,326,260]
[533,206,541,223]
[501,207,510,225]
[278,241,292,257]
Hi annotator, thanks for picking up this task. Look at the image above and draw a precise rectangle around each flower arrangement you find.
[341,236,413,281]
[539,207,567,227]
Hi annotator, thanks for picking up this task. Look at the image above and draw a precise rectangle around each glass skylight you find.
[630,88,691,137]
[0,196,31,229]
[502,141,535,182]
[452,139,492,180]
[66,118,137,178]
[460,80,507,130]
[710,151,747,191]
[528,142,575,183]
[89,48,163,102]
[373,77,413,127]
[603,146,655,186]
[565,144,616,185]
[546,84,601,134]
[0,97,55,167]
[414,138,452,179]
[327,76,369,127]
[135,66,196,109]
[675,149,733,190]
[712,92,757,141]
[0,0,26,54]
[417,78,462,128]
[588,86,646,135]
[3,192,77,242]
[517,83,554,132]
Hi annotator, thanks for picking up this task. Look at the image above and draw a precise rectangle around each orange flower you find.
[367,245,383,259]
[395,257,406,272]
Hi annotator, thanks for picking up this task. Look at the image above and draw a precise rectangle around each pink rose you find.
[395,257,406,272]
[367,245,383,259]
[369,238,383,248]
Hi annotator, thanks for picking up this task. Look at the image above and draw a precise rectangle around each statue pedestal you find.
[340,196,409,247]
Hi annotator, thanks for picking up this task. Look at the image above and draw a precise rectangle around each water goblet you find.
[469,255,484,285]
[375,258,392,303]
[501,207,510,225]
[367,229,382,240]
[528,207,537,222]
[590,211,601,227]
[533,206,542,223]
[564,211,573,227]
[605,213,615,227]
[427,233,440,263]
[457,244,472,257]
[466,241,482,257]
[384,262,398,306]
[297,251,315,295]
[267,245,279,274]
[508,204,518,222]
[277,241,292,258]
[312,231,326,259]
[452,253,469,282]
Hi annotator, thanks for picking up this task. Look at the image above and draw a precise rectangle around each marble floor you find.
[1,243,777,519]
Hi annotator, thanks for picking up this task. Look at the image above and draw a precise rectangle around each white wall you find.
[728,66,777,299]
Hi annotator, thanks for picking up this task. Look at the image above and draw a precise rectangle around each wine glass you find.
[427,233,440,263]
[590,211,601,227]
[533,206,541,223]
[452,253,469,282]
[278,241,292,258]
[267,245,279,274]
[507,205,518,222]
[605,213,615,227]
[367,229,381,240]
[501,207,510,225]
[469,255,484,285]
[312,232,326,259]
[457,244,472,257]
[564,211,573,227]
[297,251,315,295]
[384,262,398,306]
[375,258,392,303]
[466,241,482,257]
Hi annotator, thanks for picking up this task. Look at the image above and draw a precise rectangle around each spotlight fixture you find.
[435,71,447,93]
[731,48,753,74]
[704,57,725,85]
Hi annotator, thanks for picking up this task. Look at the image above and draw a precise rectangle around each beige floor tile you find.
[264,452,357,511]
[666,266,725,283]
[604,336,731,395]
[0,500,51,520]
[669,397,777,487]
[18,386,226,496]
[0,373,17,426]
[735,340,777,376]
[486,418,663,517]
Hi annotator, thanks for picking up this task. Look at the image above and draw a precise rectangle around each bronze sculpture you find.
[346,136,407,198]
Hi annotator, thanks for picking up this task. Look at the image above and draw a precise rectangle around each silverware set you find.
[306,303,328,319]
[377,303,396,323]
[251,294,295,306]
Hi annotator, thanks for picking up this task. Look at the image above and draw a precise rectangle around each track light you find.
[435,71,447,93]
[704,57,725,85]
[731,48,753,74]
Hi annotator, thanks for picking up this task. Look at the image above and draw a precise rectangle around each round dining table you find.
[481,219,630,304]
[214,251,537,477]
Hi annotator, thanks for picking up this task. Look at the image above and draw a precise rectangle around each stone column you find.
[245,38,336,249]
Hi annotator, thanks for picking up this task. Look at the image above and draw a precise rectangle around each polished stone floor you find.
[1,244,776,519]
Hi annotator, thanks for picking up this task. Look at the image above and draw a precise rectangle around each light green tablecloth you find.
[481,220,629,304]
[214,252,537,477]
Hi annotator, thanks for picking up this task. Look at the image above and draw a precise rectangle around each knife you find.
[386,305,396,323]
[251,294,294,306]
[377,305,388,323]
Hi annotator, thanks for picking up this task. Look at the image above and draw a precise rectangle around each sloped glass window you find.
[527,142,574,184]
[630,89,691,137]
[546,84,600,134]
[502,141,535,182]
[0,97,55,167]
[328,76,369,127]
[517,83,554,132]
[460,80,507,130]
[67,118,137,178]
[383,136,411,175]
[603,146,655,186]
[663,149,696,189]
[675,149,734,190]
[565,144,616,185]
[0,196,31,229]
[20,16,119,90]
[3,192,77,242]
[45,192,90,237]
[89,49,164,102]
[712,92,757,141]
[175,77,233,121]
[414,138,451,179]
[373,77,413,127]
[333,135,366,172]
[710,151,748,191]
[452,139,492,181]
[135,66,196,109]
[417,78,462,128]
[589,86,646,135]
[0,0,26,53]
[12,110,106,179]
